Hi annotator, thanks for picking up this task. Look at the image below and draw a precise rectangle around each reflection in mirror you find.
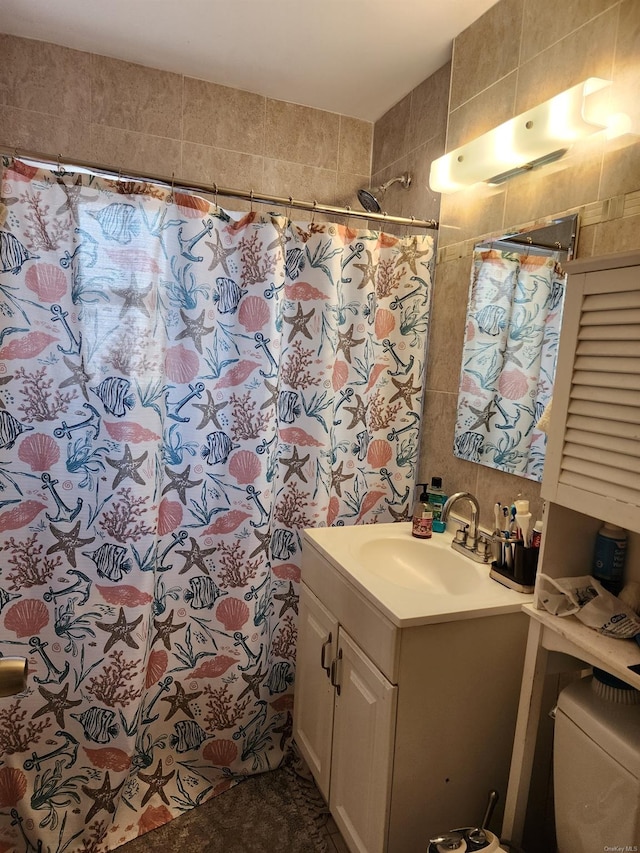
[453,215,579,482]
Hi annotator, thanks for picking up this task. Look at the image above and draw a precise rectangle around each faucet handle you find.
[453,524,468,546]
[476,532,493,562]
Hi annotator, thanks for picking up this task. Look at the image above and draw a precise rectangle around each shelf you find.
[524,602,640,690]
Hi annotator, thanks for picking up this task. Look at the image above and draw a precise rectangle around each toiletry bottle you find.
[412,484,433,539]
[531,519,543,549]
[427,476,447,533]
[591,522,627,595]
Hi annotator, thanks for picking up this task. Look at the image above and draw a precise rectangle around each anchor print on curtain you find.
[454,248,565,481]
[0,158,433,852]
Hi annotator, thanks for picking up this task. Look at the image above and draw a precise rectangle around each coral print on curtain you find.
[0,158,433,851]
[454,248,565,481]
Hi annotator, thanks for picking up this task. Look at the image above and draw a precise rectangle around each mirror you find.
[453,214,579,482]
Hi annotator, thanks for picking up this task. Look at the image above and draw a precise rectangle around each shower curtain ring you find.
[213,182,218,212]
[404,215,415,237]
[287,196,293,221]
[311,200,317,224]
[345,204,351,228]
[250,189,254,213]
[169,172,175,203]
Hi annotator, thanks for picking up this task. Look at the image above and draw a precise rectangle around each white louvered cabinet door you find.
[543,251,640,533]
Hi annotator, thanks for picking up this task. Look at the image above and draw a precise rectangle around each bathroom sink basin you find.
[357,535,484,593]
[304,522,532,626]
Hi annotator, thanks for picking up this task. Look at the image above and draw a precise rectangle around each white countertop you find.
[303,522,534,627]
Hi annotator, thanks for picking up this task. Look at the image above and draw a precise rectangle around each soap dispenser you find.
[412,484,432,539]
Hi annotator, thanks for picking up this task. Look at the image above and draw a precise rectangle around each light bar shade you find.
[430,78,611,193]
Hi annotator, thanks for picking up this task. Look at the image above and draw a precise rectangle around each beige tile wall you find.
[369,61,449,230]
[3,11,638,532]
[374,0,640,527]
[0,34,372,215]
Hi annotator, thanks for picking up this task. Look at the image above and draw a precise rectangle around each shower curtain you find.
[454,247,565,480]
[0,158,433,852]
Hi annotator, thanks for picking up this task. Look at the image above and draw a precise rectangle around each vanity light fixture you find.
[430,78,612,193]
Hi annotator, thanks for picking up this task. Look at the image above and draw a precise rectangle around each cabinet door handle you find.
[320,633,332,676]
[330,648,342,696]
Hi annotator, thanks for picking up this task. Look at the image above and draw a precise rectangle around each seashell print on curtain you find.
[0,158,433,852]
[454,248,565,481]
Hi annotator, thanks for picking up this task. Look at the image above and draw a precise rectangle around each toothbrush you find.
[494,503,501,535]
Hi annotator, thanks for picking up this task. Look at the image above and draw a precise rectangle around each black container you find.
[513,543,539,587]
[490,537,539,591]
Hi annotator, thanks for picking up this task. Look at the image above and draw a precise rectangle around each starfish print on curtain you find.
[0,157,433,852]
[454,247,565,480]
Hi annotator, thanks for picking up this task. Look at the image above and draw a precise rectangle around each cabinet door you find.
[293,583,338,801]
[330,628,398,853]
[543,260,640,531]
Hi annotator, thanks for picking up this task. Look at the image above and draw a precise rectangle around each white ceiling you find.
[0,0,498,121]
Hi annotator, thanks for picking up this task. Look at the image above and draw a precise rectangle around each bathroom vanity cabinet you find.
[295,583,396,851]
[502,250,640,848]
[295,526,531,853]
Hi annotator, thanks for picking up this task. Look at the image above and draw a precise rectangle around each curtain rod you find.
[498,236,569,252]
[2,146,439,231]
[476,236,570,253]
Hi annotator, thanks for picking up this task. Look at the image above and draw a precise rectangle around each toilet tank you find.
[554,676,640,853]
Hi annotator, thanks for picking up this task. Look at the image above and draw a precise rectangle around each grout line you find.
[451,1,622,118]
[596,0,623,203]
[516,0,525,67]
[179,74,185,175]
[436,185,640,264]
[517,1,622,71]
[443,54,454,155]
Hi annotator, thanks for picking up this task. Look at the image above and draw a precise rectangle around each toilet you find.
[554,675,640,853]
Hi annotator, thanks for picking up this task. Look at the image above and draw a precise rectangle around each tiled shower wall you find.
[374,0,640,527]
[3,5,640,533]
[0,34,373,213]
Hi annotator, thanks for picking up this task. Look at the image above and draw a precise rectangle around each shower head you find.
[357,172,412,213]
[357,188,382,213]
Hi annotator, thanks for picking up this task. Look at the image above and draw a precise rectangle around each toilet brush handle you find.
[481,790,499,830]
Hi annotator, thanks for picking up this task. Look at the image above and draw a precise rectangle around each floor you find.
[118,744,349,852]
[315,815,349,852]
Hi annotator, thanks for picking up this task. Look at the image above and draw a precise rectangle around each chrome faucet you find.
[440,492,492,563]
